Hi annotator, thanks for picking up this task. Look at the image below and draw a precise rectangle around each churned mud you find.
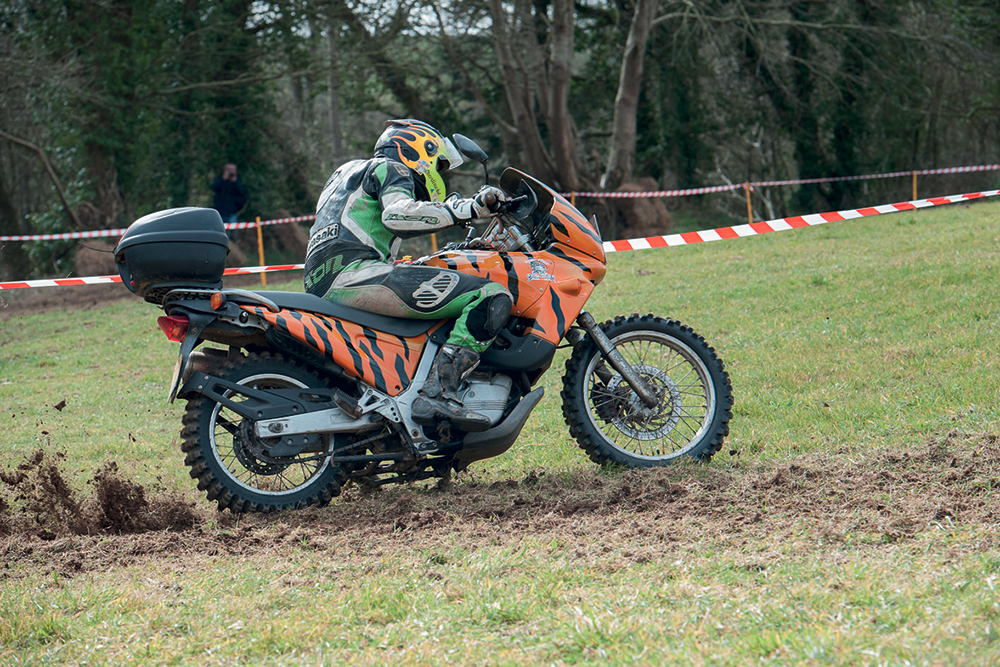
[0,450,197,541]
[2,429,998,579]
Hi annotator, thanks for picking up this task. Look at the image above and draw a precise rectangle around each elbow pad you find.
[382,194,457,236]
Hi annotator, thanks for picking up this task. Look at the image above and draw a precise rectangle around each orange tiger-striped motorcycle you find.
[115,136,733,513]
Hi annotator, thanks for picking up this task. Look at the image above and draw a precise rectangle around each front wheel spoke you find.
[675,406,708,423]
[619,430,643,455]
[669,365,698,388]
[674,379,707,393]
[590,388,619,403]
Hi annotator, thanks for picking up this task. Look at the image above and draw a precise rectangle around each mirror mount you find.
[452,134,490,185]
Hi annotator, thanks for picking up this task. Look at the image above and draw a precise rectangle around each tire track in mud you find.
[2,429,999,579]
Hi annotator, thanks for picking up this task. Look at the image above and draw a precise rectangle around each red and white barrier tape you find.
[603,190,1000,252]
[568,184,744,199]
[0,215,317,242]
[223,263,305,275]
[568,163,1000,199]
[3,164,997,241]
[751,164,1000,188]
[2,189,998,290]
[0,264,307,290]
[225,215,315,230]
[0,227,128,242]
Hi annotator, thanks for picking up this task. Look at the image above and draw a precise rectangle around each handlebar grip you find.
[483,192,497,207]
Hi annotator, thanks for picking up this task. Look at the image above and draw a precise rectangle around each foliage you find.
[1,0,999,278]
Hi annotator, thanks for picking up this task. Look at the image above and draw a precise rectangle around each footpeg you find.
[334,389,361,418]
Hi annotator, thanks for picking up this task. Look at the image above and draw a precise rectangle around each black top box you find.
[114,207,230,303]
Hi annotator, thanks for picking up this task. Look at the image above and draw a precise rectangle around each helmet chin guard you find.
[374,119,463,202]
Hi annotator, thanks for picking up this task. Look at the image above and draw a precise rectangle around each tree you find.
[601,0,658,191]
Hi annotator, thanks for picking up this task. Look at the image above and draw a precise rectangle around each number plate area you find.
[167,353,184,402]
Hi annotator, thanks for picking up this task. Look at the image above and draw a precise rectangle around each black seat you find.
[258,291,438,338]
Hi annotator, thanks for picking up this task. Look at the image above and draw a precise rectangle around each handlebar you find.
[481,191,526,214]
[501,194,528,212]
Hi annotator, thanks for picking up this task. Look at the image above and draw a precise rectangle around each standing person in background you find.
[210,162,247,240]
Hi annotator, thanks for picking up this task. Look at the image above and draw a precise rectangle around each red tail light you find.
[157,315,189,342]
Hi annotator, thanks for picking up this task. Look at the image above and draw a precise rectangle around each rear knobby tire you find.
[561,314,733,467]
[180,351,344,513]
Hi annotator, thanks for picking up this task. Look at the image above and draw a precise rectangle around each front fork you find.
[568,312,660,408]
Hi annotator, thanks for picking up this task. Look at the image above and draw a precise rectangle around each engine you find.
[457,374,513,426]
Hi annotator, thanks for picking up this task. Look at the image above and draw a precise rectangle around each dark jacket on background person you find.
[210,177,247,220]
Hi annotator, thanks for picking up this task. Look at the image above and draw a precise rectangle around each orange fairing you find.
[245,306,427,396]
[549,194,607,280]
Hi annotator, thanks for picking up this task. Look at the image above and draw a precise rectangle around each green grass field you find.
[2,199,1000,665]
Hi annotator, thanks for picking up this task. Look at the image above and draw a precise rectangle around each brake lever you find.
[501,194,528,212]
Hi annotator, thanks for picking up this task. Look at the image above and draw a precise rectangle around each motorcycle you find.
[114,135,733,513]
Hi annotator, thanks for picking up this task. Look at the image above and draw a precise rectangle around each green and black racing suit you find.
[303,157,510,354]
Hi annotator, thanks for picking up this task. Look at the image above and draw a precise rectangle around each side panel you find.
[423,249,596,345]
[423,251,546,315]
[246,306,427,396]
[519,277,595,344]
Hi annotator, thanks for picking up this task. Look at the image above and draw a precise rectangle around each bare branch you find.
[0,130,82,229]
[151,69,309,96]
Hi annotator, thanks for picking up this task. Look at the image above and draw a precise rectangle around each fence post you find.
[256,216,266,287]
[744,183,753,225]
[571,192,577,207]
[912,171,918,200]
[431,233,438,252]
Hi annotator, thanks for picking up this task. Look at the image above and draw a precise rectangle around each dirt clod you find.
[0,450,196,545]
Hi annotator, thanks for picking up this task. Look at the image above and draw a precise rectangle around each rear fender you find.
[167,310,218,403]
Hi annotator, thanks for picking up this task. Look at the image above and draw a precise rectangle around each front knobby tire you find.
[561,314,733,467]
[180,351,344,513]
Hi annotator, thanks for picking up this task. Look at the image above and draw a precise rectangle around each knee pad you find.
[466,293,513,342]
[484,293,513,337]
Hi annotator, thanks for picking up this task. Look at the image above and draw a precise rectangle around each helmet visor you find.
[438,137,464,173]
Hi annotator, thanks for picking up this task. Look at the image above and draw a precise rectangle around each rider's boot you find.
[412,344,492,432]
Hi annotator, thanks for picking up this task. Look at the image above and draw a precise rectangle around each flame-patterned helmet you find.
[374,119,464,202]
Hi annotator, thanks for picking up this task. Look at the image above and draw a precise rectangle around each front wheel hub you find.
[605,366,681,440]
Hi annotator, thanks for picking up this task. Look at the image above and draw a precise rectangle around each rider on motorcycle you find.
[303,119,513,432]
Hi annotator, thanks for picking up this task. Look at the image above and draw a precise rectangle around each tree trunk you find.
[0,170,31,280]
[326,15,344,166]
[0,130,82,228]
[488,0,558,186]
[431,4,521,160]
[167,0,200,208]
[601,0,657,191]
[330,0,428,121]
[545,0,584,192]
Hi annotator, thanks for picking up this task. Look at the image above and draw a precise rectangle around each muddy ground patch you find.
[2,429,998,580]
